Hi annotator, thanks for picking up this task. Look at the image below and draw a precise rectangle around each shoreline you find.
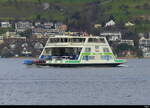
[117,56,150,59]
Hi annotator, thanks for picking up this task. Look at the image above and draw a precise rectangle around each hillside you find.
[0,0,150,33]
[0,0,99,21]
[103,0,150,21]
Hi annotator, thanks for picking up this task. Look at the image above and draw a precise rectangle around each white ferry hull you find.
[34,62,123,67]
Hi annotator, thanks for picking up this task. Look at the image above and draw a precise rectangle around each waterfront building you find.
[100,32,122,41]
[120,39,134,46]
[58,24,68,31]
[43,22,54,29]
[34,22,41,27]
[15,21,32,32]
[54,22,63,29]
[0,22,11,28]
[2,31,21,38]
[139,36,150,57]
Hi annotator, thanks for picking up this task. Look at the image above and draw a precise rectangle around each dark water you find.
[0,58,150,105]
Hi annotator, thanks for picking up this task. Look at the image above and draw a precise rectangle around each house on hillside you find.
[139,36,150,57]
[54,22,63,29]
[58,24,68,31]
[32,27,47,38]
[100,32,122,41]
[94,24,102,28]
[138,33,145,38]
[125,21,135,27]
[1,31,21,39]
[15,21,33,32]
[105,20,116,27]
[34,22,42,27]
[43,22,54,29]
[1,22,11,28]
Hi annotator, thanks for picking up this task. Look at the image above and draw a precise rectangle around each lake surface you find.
[0,58,150,105]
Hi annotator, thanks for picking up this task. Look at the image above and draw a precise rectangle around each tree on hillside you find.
[119,4,129,11]
[66,1,102,32]
[38,0,42,4]
[7,0,13,5]
[117,19,125,29]
[35,14,42,21]
[13,0,19,8]
[143,3,150,10]
[0,47,12,58]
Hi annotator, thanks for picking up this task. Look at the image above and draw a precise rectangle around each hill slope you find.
[0,0,149,32]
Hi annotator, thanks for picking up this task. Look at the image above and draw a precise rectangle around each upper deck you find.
[45,35,109,47]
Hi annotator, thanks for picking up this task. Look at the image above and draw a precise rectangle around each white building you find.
[125,21,135,27]
[1,22,11,28]
[120,40,134,46]
[100,32,122,41]
[15,21,32,32]
[54,22,63,29]
[4,31,21,38]
[35,22,41,27]
[105,20,116,27]
[43,22,53,29]
[139,37,150,57]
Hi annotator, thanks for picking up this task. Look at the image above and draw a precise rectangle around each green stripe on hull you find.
[81,52,113,56]
[103,53,113,55]
[65,60,80,63]
[115,59,126,63]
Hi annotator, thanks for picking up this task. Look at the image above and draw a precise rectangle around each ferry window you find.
[95,46,99,49]
[71,38,85,43]
[95,46,99,52]
[49,38,59,43]
[88,38,105,43]
[88,38,98,43]
[101,55,113,60]
[103,48,110,53]
[82,56,95,60]
[85,48,91,52]
[49,38,69,43]
[88,56,95,60]
[60,38,68,42]
[99,38,105,43]
[82,56,88,60]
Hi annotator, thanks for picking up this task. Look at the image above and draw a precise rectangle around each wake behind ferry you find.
[24,35,126,67]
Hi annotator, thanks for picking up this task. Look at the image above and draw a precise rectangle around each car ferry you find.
[24,35,126,67]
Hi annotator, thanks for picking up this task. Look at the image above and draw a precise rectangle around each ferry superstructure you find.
[24,35,126,67]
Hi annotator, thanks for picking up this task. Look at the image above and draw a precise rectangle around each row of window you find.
[49,38,85,43]
[48,38,106,43]
[85,47,110,53]
[82,55,113,61]
[101,55,113,60]
[88,38,105,43]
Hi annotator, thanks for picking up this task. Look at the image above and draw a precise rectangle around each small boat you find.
[24,35,126,67]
